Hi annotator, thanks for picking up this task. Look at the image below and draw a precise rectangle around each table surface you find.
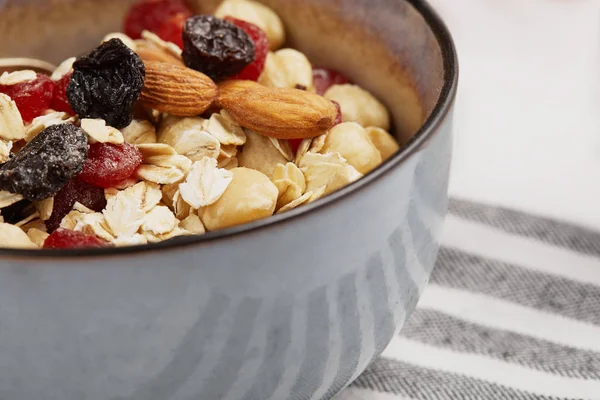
[428,0,600,230]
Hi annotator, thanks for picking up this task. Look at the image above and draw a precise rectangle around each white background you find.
[429,0,600,230]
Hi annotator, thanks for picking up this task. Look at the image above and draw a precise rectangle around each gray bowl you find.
[0,0,457,399]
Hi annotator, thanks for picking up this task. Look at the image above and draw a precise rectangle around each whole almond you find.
[217,80,338,140]
[136,42,184,66]
[140,61,219,117]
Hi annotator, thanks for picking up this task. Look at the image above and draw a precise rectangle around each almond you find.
[216,80,338,140]
[140,61,219,117]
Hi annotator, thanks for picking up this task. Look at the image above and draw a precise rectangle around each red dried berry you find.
[225,17,269,81]
[157,12,187,49]
[0,74,54,122]
[312,67,351,96]
[289,138,303,155]
[46,177,108,232]
[78,143,143,189]
[124,0,192,39]
[332,100,343,126]
[51,72,75,115]
[43,229,106,249]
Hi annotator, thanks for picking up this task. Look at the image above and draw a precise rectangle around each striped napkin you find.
[339,199,600,400]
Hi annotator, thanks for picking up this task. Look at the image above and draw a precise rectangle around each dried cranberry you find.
[0,124,88,201]
[46,177,107,232]
[124,0,192,39]
[43,229,107,249]
[0,74,54,122]
[78,143,143,189]
[157,13,188,49]
[182,15,255,81]
[225,17,269,81]
[332,100,343,126]
[51,72,75,115]
[289,138,302,155]
[312,67,351,96]
[67,39,145,129]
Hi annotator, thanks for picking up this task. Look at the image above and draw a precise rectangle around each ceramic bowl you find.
[0,0,457,399]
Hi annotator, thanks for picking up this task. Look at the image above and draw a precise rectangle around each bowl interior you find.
[0,0,445,144]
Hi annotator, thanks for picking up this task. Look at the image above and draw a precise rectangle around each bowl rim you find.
[0,0,458,260]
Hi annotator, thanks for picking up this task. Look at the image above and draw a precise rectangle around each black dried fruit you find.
[182,15,255,81]
[0,124,88,201]
[67,38,145,129]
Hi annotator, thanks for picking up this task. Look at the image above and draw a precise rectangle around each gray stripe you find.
[366,253,396,359]
[432,247,600,325]
[353,358,566,400]
[449,198,600,258]
[402,308,600,380]
[115,291,230,400]
[289,286,329,400]
[323,273,362,399]
[388,228,420,312]
[408,199,439,274]
[185,298,261,400]
[241,294,294,400]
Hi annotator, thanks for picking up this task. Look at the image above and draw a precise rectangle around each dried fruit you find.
[67,39,145,129]
[43,228,106,249]
[140,61,219,116]
[201,167,277,231]
[215,0,285,50]
[51,72,75,115]
[324,84,391,131]
[182,16,255,81]
[124,0,192,40]
[225,17,269,81]
[78,142,143,189]
[0,124,88,201]
[157,13,188,49]
[217,80,338,139]
[0,73,54,122]
[46,177,107,232]
[312,67,351,96]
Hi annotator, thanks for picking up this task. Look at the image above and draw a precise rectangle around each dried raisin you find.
[46,177,107,232]
[43,229,107,249]
[78,143,143,189]
[67,39,145,129]
[225,17,269,81]
[182,16,255,81]
[0,124,88,201]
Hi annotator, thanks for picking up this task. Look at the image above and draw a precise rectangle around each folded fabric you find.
[341,198,600,400]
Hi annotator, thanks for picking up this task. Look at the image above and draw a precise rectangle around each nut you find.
[201,167,278,231]
[321,122,382,174]
[140,61,219,117]
[179,158,234,209]
[324,84,390,130]
[217,80,337,139]
[215,0,286,50]
[81,118,125,144]
[365,127,400,161]
[238,129,288,176]
[0,223,37,248]
[0,93,25,141]
[158,116,221,161]
[259,49,313,90]
[0,70,36,85]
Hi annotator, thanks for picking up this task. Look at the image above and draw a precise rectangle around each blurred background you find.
[428,0,600,229]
